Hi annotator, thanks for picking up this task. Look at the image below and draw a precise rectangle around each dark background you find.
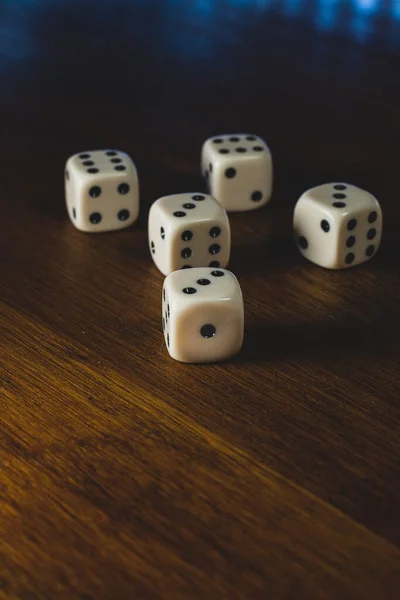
[0,1,399,598]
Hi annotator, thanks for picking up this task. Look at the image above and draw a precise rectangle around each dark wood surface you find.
[0,1,399,598]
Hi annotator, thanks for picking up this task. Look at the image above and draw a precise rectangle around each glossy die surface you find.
[293,183,382,269]
[148,193,230,276]
[65,150,139,232]
[201,134,273,212]
[162,268,244,363]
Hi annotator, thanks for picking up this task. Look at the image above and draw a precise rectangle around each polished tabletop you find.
[0,1,399,598]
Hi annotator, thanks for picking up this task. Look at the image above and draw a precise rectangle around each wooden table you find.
[0,1,399,598]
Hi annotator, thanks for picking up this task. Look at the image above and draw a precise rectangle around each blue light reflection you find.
[0,8,37,64]
[315,0,340,31]
[194,0,214,13]
[392,0,400,20]
[0,0,399,74]
[168,0,400,45]
[354,0,379,12]
[282,0,304,18]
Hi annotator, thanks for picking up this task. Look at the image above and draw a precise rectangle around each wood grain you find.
[0,1,399,598]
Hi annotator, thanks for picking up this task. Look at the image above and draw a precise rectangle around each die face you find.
[162,268,244,363]
[65,150,139,232]
[148,194,231,275]
[337,205,382,268]
[149,206,174,275]
[293,194,341,268]
[201,134,273,212]
[294,183,382,269]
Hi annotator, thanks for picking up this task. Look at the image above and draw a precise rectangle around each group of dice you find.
[65,134,382,364]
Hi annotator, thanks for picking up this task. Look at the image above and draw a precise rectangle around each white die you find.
[293,183,382,269]
[162,268,244,363]
[148,193,230,276]
[65,150,139,232]
[201,134,273,212]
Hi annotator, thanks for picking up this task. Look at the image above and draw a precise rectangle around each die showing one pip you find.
[162,267,244,363]
[65,150,139,232]
[201,134,273,212]
[148,193,230,276]
[293,183,382,269]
